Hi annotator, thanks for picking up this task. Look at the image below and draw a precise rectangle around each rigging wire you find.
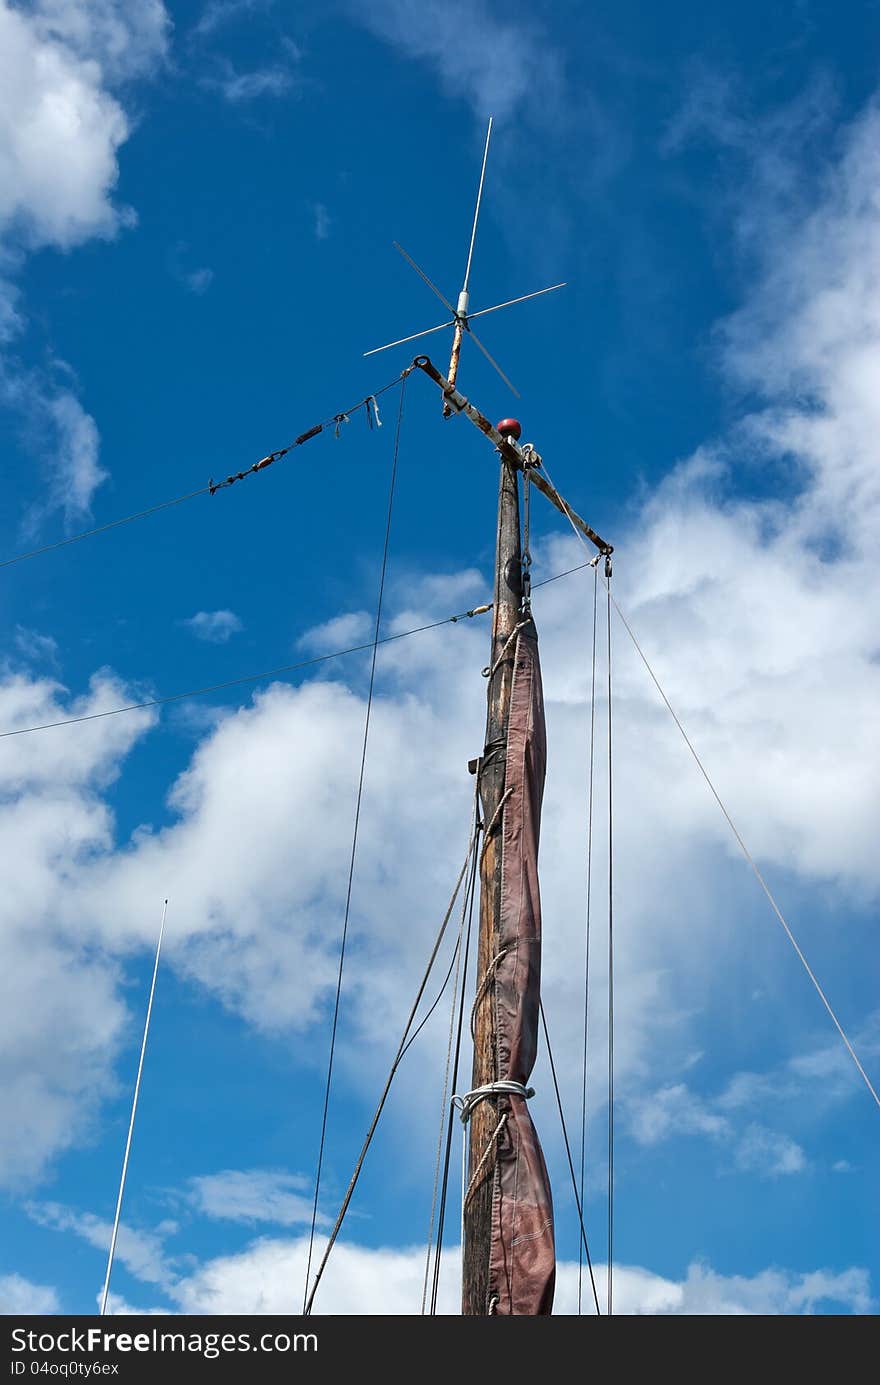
[610,596,880,1114]
[99,899,168,1317]
[0,563,593,743]
[0,374,406,573]
[605,561,615,1317]
[538,459,880,1116]
[578,562,599,1316]
[538,1001,601,1315]
[304,808,480,1315]
[429,839,480,1316]
[420,917,467,1310]
[302,375,408,1312]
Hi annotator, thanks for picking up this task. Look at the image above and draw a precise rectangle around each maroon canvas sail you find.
[488,624,555,1315]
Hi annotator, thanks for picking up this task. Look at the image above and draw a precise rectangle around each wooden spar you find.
[463,440,523,1315]
[442,320,466,420]
[411,352,611,1313]
[413,356,613,556]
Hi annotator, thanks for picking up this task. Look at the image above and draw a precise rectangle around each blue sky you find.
[0,0,878,1316]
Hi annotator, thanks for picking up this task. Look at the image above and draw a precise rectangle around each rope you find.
[611,595,880,1113]
[302,374,408,1312]
[578,561,599,1316]
[303,804,480,1315]
[469,947,509,1040]
[0,564,593,743]
[99,899,168,1317]
[484,620,529,683]
[538,1001,601,1315]
[605,560,615,1317]
[462,1113,507,1210]
[453,1080,534,1125]
[0,374,407,573]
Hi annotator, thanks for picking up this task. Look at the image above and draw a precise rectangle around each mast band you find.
[453,1081,535,1125]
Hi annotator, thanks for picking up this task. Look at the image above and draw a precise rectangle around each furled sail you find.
[487,622,555,1315]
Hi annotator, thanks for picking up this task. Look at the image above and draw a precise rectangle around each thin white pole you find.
[462,117,493,295]
[99,898,168,1316]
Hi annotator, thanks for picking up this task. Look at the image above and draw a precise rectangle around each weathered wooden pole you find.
[462,437,524,1315]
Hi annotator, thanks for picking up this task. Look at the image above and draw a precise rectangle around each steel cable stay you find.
[578,562,599,1316]
[610,596,880,1114]
[302,374,409,1311]
[0,562,595,742]
[605,560,615,1317]
[99,900,168,1317]
[303,799,482,1315]
[538,1001,602,1315]
[537,455,880,1116]
[428,836,480,1315]
[0,373,407,573]
[420,816,478,1313]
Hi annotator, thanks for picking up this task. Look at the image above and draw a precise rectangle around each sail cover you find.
[488,624,555,1314]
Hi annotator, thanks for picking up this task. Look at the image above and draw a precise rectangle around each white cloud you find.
[0,670,156,1187]
[187,1169,324,1228]
[630,1083,730,1145]
[0,1272,60,1314]
[44,1225,870,1315]
[296,610,371,652]
[182,610,243,644]
[0,2,133,249]
[31,1,170,84]
[0,1,169,525]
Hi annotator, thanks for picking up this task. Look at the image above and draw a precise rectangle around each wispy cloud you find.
[192,0,273,41]
[312,202,331,241]
[184,266,214,294]
[353,0,564,123]
[27,1202,177,1292]
[201,54,299,105]
[1,364,108,527]
[169,242,214,295]
[13,627,59,667]
[181,610,243,644]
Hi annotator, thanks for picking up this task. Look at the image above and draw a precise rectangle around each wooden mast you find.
[462,439,524,1315]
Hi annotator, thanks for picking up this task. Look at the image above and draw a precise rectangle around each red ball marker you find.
[496,418,522,441]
